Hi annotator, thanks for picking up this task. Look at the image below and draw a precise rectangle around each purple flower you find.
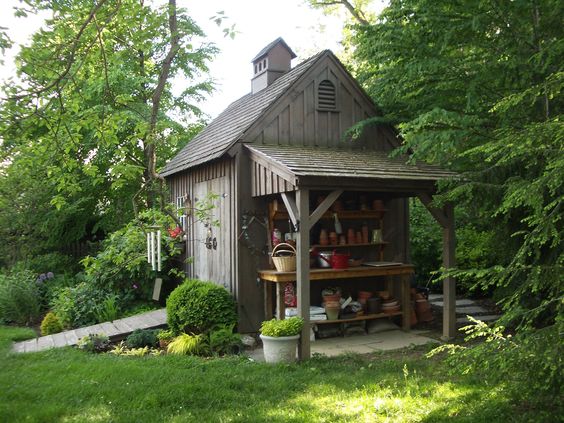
[132,284,138,290]
[46,272,54,279]
[39,274,47,282]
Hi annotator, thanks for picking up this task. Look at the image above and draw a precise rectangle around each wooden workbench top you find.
[258,264,414,283]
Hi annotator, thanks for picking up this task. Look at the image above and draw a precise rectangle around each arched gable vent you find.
[318,80,337,110]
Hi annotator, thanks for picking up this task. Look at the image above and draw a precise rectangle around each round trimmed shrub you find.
[40,311,63,335]
[166,279,237,334]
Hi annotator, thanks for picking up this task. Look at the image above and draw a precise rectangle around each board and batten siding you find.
[243,56,398,152]
[167,159,238,297]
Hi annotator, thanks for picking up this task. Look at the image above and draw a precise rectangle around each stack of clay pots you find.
[382,298,401,314]
[322,289,342,321]
[357,291,373,311]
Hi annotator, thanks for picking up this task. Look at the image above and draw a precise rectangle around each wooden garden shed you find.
[161,38,457,359]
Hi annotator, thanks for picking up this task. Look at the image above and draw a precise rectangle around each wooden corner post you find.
[296,188,311,360]
[442,203,456,340]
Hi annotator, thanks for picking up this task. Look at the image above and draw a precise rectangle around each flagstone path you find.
[11,308,167,353]
[427,294,501,325]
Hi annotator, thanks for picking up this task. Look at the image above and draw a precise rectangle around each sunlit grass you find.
[0,326,555,422]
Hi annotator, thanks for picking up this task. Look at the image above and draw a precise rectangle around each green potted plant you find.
[156,329,176,349]
[259,316,304,363]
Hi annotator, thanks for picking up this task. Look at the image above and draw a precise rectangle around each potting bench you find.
[258,264,414,330]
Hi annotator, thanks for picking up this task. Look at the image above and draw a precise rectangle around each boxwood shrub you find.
[166,279,237,334]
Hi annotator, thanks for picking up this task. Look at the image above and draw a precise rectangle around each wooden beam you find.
[309,189,343,226]
[296,188,311,360]
[442,203,456,340]
[418,192,449,228]
[280,192,299,229]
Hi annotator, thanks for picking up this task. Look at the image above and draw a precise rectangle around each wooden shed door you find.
[192,179,232,292]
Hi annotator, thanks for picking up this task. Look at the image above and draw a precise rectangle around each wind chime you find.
[146,226,162,271]
[146,225,162,300]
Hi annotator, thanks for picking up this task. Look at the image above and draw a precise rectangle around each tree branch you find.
[311,0,370,25]
[7,0,110,101]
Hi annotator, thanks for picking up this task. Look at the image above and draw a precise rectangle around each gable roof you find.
[251,37,297,62]
[160,51,324,177]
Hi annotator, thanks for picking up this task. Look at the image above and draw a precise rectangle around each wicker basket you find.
[271,243,297,272]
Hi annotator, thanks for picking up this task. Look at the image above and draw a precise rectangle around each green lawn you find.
[0,326,556,422]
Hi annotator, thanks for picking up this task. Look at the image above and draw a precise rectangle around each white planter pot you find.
[259,334,300,363]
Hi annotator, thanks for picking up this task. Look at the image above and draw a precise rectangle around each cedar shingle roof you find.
[246,144,456,184]
[159,52,324,177]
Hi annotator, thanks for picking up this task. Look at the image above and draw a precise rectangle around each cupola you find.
[251,37,297,94]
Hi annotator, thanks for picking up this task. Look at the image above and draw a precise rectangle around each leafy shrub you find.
[409,198,442,286]
[120,302,159,318]
[209,325,242,355]
[260,316,304,337]
[13,252,79,277]
[51,282,110,328]
[166,279,237,334]
[40,312,63,335]
[77,334,110,353]
[157,329,176,341]
[125,329,158,349]
[94,296,120,323]
[167,333,209,356]
[110,342,163,357]
[427,317,563,405]
[81,210,181,299]
[0,270,42,325]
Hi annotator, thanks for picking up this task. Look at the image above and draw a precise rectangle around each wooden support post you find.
[276,283,285,320]
[264,282,273,320]
[280,192,299,229]
[296,188,311,360]
[401,274,411,331]
[442,203,456,340]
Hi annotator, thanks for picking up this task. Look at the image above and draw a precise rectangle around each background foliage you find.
[325,0,563,327]
[0,0,216,268]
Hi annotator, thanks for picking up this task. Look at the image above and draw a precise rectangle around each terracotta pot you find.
[331,200,343,212]
[323,294,341,303]
[415,299,434,322]
[329,231,338,245]
[347,228,356,244]
[358,291,373,299]
[356,231,363,244]
[361,225,369,244]
[372,200,384,210]
[324,302,341,320]
[319,229,328,246]
[411,305,418,327]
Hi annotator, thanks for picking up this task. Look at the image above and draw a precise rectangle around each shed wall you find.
[167,159,239,301]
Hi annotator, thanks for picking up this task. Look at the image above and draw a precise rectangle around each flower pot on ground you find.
[259,316,304,363]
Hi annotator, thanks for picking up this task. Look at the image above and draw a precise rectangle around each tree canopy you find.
[316,0,563,327]
[0,0,217,267]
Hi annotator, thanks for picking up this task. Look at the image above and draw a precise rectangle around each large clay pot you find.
[415,299,434,322]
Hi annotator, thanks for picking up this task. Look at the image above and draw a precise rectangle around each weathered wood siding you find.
[251,161,296,197]
[167,159,238,295]
[243,55,398,152]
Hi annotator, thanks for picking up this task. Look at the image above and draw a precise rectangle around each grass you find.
[0,326,558,422]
